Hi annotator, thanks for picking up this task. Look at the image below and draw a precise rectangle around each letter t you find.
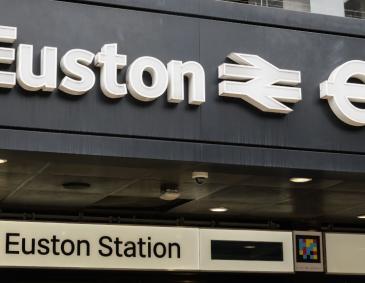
[94,43,127,99]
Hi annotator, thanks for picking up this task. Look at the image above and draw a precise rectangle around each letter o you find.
[61,239,75,256]
[127,56,168,101]
[153,242,167,258]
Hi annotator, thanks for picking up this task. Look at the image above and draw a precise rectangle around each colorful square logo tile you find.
[296,235,321,264]
[293,231,323,272]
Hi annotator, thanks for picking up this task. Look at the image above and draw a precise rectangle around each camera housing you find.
[192,171,209,185]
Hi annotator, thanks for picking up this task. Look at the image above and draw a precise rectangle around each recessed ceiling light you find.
[290,177,312,183]
[0,159,7,164]
[210,207,228,213]
[358,215,365,219]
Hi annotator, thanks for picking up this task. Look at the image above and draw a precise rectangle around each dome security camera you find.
[192,171,209,185]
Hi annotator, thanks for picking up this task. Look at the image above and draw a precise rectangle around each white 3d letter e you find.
[320,60,365,127]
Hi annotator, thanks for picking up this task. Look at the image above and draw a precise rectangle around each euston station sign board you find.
[0,221,295,273]
[0,221,199,271]
[2,221,365,275]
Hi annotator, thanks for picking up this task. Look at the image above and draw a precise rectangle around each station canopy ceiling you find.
[0,153,364,229]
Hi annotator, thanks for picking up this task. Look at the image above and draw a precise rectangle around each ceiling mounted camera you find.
[192,171,209,185]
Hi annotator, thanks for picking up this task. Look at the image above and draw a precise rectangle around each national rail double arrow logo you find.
[218,53,302,114]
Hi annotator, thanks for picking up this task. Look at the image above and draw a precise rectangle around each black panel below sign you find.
[211,240,284,262]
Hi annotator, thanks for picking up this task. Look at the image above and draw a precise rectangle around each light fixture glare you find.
[290,177,312,183]
[210,207,228,213]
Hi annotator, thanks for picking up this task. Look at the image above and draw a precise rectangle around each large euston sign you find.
[1,24,365,126]
[0,26,206,105]
[2,0,365,156]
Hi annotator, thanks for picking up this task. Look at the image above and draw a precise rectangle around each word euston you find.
[1,25,365,127]
[0,25,205,105]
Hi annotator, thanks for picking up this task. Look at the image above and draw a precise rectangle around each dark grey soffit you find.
[61,0,365,38]
[1,129,365,174]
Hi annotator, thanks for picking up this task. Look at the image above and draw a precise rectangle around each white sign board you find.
[326,233,365,275]
[199,229,294,273]
[0,221,199,271]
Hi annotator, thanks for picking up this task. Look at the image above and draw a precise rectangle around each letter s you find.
[98,236,113,257]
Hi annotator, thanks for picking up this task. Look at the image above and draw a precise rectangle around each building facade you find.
[1,0,365,282]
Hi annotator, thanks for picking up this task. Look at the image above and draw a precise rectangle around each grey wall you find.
[1,0,365,173]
